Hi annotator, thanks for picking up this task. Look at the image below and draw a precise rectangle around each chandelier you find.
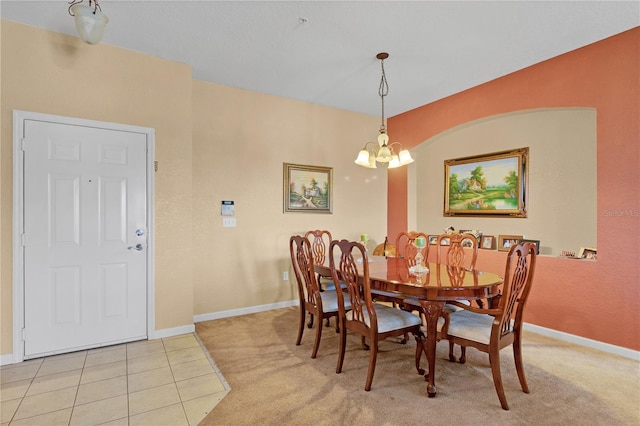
[68,0,108,45]
[355,53,414,169]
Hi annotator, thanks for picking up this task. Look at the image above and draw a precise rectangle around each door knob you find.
[136,229,144,236]
[128,244,144,251]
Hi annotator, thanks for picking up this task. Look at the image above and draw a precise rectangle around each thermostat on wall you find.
[221,200,235,216]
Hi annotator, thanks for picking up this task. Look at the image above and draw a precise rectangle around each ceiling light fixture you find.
[355,52,414,169]
[68,0,108,45]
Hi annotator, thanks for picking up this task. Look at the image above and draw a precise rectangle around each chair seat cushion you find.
[322,281,347,291]
[346,303,421,333]
[445,310,495,344]
[319,290,350,313]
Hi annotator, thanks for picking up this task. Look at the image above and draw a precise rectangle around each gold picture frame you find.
[283,163,333,213]
[498,235,523,252]
[444,148,528,217]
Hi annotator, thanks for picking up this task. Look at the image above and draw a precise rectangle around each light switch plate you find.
[222,217,236,228]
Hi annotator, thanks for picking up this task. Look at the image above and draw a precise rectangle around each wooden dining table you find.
[315,255,503,398]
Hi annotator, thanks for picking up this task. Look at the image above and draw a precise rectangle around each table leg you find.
[419,300,445,398]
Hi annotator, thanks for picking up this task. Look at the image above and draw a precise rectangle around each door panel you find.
[23,119,148,358]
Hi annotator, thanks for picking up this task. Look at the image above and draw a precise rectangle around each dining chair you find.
[404,232,481,364]
[371,231,429,345]
[439,242,537,410]
[329,239,423,391]
[290,234,349,358]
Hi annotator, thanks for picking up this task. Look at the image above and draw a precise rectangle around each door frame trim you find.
[12,110,156,362]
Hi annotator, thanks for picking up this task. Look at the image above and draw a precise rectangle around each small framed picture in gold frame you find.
[498,235,523,252]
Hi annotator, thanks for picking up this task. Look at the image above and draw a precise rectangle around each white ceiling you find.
[2,1,638,117]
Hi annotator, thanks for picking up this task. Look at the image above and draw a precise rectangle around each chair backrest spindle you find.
[304,229,332,266]
[436,233,479,269]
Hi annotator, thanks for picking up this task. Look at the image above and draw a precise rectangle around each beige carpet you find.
[196,307,639,425]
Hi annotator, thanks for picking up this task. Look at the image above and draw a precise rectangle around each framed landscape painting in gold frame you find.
[444,147,528,217]
[283,163,333,213]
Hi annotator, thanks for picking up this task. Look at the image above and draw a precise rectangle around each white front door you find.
[20,116,150,358]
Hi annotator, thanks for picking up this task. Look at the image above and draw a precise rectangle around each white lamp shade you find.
[355,149,371,166]
[356,148,378,168]
[388,155,401,168]
[398,149,414,165]
[71,4,108,44]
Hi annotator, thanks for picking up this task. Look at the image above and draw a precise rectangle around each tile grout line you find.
[162,336,191,424]
[67,350,88,424]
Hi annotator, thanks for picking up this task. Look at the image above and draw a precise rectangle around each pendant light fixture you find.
[68,0,108,45]
[355,52,414,169]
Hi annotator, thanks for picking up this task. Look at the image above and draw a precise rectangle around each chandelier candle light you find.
[355,53,414,169]
[360,233,369,250]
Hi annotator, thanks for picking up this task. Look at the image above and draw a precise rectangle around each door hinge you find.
[22,328,26,341]
[21,233,26,246]
[20,138,26,151]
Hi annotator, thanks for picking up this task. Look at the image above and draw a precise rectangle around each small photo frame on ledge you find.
[480,235,495,250]
[498,235,523,252]
[578,246,597,260]
[519,239,541,255]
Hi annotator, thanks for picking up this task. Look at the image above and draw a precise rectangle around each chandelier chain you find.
[379,59,389,132]
[354,52,414,169]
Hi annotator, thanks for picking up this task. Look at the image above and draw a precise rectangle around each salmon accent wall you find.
[387,28,640,351]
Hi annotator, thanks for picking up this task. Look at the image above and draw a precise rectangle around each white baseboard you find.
[193,300,298,323]
[150,324,195,340]
[523,323,639,361]
[1,353,15,366]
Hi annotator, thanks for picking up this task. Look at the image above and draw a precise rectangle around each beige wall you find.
[1,21,386,357]
[1,21,194,354]
[412,108,597,255]
[191,80,387,315]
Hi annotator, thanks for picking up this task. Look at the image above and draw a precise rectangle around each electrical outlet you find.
[282,271,289,281]
[222,217,236,228]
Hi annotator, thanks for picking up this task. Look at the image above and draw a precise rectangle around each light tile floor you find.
[0,334,229,425]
